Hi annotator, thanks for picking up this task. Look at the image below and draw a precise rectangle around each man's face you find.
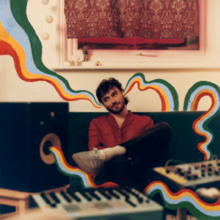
[101,86,125,114]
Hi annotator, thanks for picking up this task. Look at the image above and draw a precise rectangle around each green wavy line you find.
[124,73,179,111]
[9,0,99,100]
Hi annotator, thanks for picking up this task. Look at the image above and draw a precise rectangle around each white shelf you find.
[52,63,220,71]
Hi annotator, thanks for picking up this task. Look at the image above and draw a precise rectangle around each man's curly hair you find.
[96,78,129,104]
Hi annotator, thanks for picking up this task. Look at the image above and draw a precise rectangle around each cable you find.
[164,159,186,167]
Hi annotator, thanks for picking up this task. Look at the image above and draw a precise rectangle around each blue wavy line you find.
[50,149,90,188]
[185,85,220,159]
[0,0,101,105]
[147,185,220,217]
[123,75,175,111]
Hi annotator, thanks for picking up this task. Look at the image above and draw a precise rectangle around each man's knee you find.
[106,155,131,169]
[157,122,172,133]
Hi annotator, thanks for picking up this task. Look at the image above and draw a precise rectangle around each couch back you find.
[67,111,220,167]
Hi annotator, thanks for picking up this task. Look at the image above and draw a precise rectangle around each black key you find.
[115,188,129,199]
[124,187,136,197]
[49,192,60,204]
[60,190,71,203]
[67,189,81,202]
[88,189,101,201]
[40,193,50,204]
[40,193,56,207]
[107,188,120,199]
[97,188,111,200]
[133,196,143,203]
[124,187,143,204]
[125,199,136,207]
[137,196,143,203]
[79,190,92,201]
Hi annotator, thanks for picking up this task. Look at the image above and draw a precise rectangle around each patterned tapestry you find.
[64,0,197,39]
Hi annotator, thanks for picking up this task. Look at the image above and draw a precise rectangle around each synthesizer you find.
[152,159,220,191]
[31,187,163,220]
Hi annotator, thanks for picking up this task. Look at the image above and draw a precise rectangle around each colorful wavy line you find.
[144,181,220,220]
[183,81,220,160]
[0,0,180,110]
[123,73,179,111]
[49,146,119,189]
[0,0,101,108]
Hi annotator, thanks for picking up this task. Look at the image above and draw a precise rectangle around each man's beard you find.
[106,100,125,114]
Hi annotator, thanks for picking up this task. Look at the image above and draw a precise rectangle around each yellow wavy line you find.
[127,78,170,111]
[190,89,217,112]
[192,90,217,152]
[51,147,95,186]
[146,182,220,211]
[0,22,100,106]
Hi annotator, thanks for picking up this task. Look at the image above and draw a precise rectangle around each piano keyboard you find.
[31,187,163,220]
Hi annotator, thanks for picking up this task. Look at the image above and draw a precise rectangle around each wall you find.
[0,0,217,114]
[1,1,220,217]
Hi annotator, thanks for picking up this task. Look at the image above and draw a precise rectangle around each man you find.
[72,78,172,189]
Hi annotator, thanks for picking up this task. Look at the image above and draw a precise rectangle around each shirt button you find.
[119,130,121,132]
[118,139,121,141]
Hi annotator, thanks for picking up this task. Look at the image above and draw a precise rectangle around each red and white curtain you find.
[64,0,197,39]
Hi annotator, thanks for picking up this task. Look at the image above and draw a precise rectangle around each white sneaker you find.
[72,148,104,173]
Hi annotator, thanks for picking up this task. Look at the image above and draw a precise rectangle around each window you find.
[74,0,199,51]
[54,0,220,69]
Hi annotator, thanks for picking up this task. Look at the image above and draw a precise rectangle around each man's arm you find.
[146,117,154,130]
[139,115,155,132]
[88,120,105,151]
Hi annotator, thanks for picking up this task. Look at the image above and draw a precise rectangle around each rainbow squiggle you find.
[184,81,220,160]
[49,146,118,189]
[144,181,220,220]
[0,0,180,111]
[0,0,101,108]
[123,73,179,111]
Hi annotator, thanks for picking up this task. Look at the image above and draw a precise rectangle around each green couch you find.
[67,111,220,190]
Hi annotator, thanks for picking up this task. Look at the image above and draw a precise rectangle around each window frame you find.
[54,0,220,70]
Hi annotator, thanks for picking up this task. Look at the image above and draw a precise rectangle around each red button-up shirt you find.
[88,111,154,151]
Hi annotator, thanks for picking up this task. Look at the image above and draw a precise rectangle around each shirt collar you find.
[106,111,135,129]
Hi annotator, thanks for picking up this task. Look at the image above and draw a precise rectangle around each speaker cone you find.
[40,133,61,165]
